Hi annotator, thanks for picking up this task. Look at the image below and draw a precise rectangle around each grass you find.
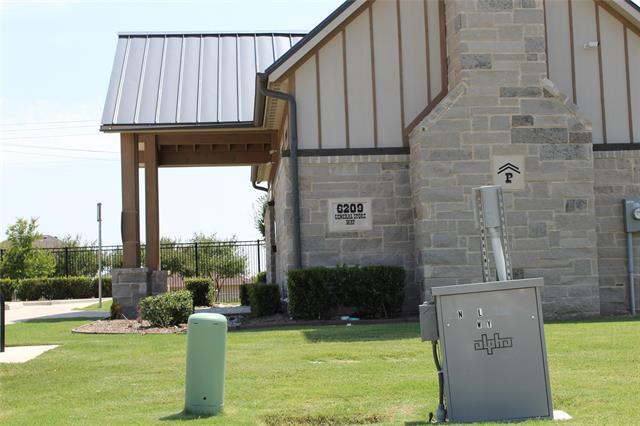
[73,299,112,312]
[0,317,638,425]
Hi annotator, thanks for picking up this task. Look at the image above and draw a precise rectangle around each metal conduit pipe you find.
[257,73,302,269]
[627,233,636,315]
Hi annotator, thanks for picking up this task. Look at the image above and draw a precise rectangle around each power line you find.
[1,125,98,133]
[0,132,106,141]
[2,143,118,154]
[0,119,97,126]
[0,149,119,162]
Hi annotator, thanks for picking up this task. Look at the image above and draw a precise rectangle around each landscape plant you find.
[139,290,193,327]
[0,218,55,279]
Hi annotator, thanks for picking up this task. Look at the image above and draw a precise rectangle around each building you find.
[101,0,640,319]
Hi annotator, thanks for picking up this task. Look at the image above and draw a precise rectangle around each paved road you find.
[4,299,110,324]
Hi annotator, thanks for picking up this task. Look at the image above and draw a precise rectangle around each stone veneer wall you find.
[272,158,294,289]
[271,154,419,310]
[409,0,600,319]
[594,150,640,315]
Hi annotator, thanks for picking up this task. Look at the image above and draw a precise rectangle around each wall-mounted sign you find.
[327,198,373,233]
[492,155,525,190]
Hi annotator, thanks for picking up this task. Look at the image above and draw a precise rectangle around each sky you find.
[0,0,343,246]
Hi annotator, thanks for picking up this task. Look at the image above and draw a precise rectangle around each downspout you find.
[257,73,302,270]
[250,165,268,192]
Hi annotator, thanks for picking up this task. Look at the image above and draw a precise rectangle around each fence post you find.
[0,248,3,263]
[64,247,69,277]
[194,242,199,277]
[256,240,261,272]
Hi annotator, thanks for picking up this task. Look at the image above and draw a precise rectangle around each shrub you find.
[184,278,212,307]
[110,302,123,320]
[0,278,18,300]
[91,276,112,298]
[139,290,193,327]
[239,283,251,306]
[287,268,336,320]
[287,265,405,319]
[350,266,405,318]
[253,271,267,284]
[248,283,280,316]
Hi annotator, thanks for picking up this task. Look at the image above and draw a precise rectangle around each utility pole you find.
[97,203,103,308]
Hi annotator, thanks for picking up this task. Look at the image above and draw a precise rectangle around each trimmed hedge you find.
[0,278,18,300]
[139,290,192,327]
[239,284,251,306]
[253,271,267,284]
[184,278,212,307]
[247,283,280,316]
[287,265,405,319]
[0,276,112,301]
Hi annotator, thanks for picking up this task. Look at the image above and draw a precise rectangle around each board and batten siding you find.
[545,0,640,144]
[292,0,446,151]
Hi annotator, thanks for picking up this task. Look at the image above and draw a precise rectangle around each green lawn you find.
[1,317,638,425]
[73,299,112,312]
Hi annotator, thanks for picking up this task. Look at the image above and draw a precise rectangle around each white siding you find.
[400,0,429,127]
[572,0,604,143]
[318,33,347,149]
[372,0,403,147]
[545,0,574,103]
[295,56,319,149]
[629,29,640,144]
[346,10,375,148]
[599,7,630,143]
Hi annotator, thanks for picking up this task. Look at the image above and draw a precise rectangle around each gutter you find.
[257,73,302,270]
[250,165,268,192]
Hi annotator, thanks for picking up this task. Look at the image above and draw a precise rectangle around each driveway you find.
[4,299,110,324]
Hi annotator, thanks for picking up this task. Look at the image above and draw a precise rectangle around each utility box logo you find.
[492,155,525,190]
[328,198,373,233]
[473,333,513,355]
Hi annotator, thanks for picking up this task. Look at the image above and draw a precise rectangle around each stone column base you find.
[111,268,168,318]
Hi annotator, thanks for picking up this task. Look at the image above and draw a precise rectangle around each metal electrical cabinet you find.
[431,278,553,423]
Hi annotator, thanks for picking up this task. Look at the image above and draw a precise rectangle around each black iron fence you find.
[0,240,266,282]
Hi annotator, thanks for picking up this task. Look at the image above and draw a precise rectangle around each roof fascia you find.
[265,0,365,83]
[609,0,640,29]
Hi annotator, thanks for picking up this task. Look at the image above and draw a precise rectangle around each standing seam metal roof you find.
[101,33,305,130]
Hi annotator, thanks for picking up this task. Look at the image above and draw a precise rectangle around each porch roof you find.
[100,32,304,132]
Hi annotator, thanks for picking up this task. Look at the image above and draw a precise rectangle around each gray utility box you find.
[432,278,553,423]
[624,198,640,233]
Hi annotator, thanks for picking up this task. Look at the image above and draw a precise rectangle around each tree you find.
[253,194,268,238]
[0,218,55,279]
[192,233,247,303]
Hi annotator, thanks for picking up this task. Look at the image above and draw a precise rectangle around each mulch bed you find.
[72,319,187,335]
[72,314,419,335]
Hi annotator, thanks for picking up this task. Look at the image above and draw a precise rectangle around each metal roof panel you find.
[101,32,305,130]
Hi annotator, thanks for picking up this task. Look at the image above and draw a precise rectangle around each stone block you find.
[565,198,588,213]
[569,132,592,144]
[499,86,542,97]
[514,9,544,24]
[540,144,589,160]
[521,99,567,115]
[512,115,534,127]
[512,127,568,144]
[461,53,492,69]
[524,36,545,53]
[478,0,514,11]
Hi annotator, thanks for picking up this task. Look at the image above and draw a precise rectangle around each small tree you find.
[253,194,268,238]
[0,218,55,279]
[192,233,246,303]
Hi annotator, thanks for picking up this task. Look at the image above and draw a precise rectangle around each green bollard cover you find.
[184,313,227,415]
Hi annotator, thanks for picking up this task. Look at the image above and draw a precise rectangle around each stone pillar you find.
[112,268,167,318]
[409,0,600,318]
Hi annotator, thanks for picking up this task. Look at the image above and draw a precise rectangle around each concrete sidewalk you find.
[4,299,110,324]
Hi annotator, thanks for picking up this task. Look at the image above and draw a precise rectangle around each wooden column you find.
[120,133,140,268]
[142,134,160,271]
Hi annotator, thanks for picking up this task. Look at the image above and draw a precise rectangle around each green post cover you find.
[184,313,227,415]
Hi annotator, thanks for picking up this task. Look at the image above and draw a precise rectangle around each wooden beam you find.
[141,134,160,272]
[155,131,275,146]
[120,133,140,268]
[140,149,271,167]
